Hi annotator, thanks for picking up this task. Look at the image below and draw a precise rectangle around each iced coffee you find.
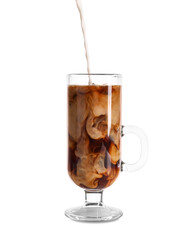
[68,85,121,190]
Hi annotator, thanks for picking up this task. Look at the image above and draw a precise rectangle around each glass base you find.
[65,190,123,222]
[65,205,123,222]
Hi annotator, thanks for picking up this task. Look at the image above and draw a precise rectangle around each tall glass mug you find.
[65,74,148,222]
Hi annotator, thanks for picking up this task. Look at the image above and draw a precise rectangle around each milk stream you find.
[75,0,92,84]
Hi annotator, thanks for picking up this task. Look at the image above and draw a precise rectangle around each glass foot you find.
[65,205,123,222]
[65,190,123,222]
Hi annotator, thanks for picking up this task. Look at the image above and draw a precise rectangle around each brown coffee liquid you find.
[68,85,121,190]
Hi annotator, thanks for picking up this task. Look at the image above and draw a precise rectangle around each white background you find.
[0,0,190,239]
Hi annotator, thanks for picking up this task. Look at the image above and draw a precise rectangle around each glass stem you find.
[84,190,104,207]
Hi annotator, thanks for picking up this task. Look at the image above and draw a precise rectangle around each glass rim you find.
[67,73,122,85]
[67,73,122,78]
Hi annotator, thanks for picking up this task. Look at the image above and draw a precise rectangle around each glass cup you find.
[65,74,148,222]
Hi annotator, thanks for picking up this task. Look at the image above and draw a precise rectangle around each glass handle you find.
[121,125,148,172]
